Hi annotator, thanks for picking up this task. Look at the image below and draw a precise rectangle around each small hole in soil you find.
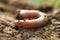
[39,6,53,13]
[16,14,23,20]
[0,8,6,12]
[13,26,19,30]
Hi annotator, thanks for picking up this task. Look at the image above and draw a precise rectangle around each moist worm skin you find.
[14,10,48,29]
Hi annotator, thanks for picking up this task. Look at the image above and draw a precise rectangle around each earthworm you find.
[14,10,48,29]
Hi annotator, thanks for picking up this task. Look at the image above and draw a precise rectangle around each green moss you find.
[51,0,57,7]
[28,0,47,5]
[28,0,59,8]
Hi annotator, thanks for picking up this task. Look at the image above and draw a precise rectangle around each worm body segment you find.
[14,10,48,28]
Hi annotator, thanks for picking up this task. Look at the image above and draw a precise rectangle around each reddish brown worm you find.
[14,10,48,29]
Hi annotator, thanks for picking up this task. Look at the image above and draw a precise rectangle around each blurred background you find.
[0,0,59,13]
